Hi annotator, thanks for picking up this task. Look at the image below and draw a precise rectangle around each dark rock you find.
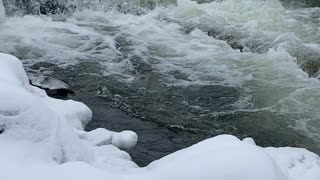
[300,59,320,77]
[29,75,75,98]
[182,24,195,34]
[208,30,244,52]
[2,0,76,16]
[43,88,75,98]
[30,61,56,70]
[40,0,67,15]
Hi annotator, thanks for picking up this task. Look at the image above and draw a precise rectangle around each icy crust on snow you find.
[0,53,320,180]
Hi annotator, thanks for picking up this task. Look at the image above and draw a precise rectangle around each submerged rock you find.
[208,30,244,52]
[29,75,74,98]
[301,59,320,77]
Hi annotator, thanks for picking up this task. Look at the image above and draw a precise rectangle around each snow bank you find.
[0,52,319,180]
[142,135,287,180]
[0,52,137,166]
[142,135,320,180]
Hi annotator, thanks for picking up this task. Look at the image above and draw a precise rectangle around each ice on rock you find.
[29,75,69,90]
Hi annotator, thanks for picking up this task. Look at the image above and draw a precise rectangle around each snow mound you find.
[0,52,319,180]
[143,135,287,180]
[78,128,138,149]
[0,52,136,167]
[265,147,320,180]
[140,136,320,180]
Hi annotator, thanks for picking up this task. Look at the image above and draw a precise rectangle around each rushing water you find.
[0,0,320,166]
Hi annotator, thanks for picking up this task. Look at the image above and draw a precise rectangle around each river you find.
[0,0,320,166]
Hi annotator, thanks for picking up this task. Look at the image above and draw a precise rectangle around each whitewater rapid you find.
[0,0,320,154]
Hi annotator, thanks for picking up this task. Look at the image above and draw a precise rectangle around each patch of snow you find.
[144,135,287,180]
[265,147,320,180]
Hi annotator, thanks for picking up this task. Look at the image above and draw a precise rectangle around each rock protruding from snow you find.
[30,75,69,90]
[29,75,74,98]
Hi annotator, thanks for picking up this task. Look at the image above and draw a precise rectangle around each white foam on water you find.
[0,0,320,142]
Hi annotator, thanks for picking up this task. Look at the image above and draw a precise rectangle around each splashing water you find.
[0,0,320,163]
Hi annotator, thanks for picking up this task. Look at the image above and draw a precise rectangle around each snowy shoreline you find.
[0,52,320,180]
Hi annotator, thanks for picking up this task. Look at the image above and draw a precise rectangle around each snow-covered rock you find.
[0,52,320,180]
[77,128,138,149]
[28,74,75,98]
[29,74,69,89]
[112,130,138,150]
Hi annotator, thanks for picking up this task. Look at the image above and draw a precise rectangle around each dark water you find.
[33,62,188,166]
[28,60,320,166]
